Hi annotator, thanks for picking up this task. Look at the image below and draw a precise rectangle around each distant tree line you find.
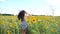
[0,14,14,16]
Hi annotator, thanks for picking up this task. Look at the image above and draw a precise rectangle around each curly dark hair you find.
[17,10,26,21]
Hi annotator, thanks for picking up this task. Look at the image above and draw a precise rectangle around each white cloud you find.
[0,0,6,2]
[54,8,60,16]
[24,8,52,15]
[46,0,60,16]
[46,0,60,6]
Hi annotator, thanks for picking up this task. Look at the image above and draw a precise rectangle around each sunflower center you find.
[33,19,35,21]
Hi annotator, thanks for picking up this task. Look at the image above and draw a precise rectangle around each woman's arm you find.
[25,12,32,17]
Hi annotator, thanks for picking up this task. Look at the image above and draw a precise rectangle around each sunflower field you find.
[0,15,60,34]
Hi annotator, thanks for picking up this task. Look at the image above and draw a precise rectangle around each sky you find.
[0,0,60,16]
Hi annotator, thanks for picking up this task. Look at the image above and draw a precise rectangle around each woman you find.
[17,10,31,34]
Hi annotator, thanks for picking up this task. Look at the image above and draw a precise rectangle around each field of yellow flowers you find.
[0,15,60,34]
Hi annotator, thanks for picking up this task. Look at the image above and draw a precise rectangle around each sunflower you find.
[9,23,13,27]
[54,22,58,26]
[44,25,48,29]
[51,29,55,32]
[38,16,44,21]
[7,30,11,34]
[18,20,21,25]
[26,17,32,25]
[15,26,18,29]
[44,16,49,21]
[31,16,37,23]
[26,17,30,22]
[37,16,40,21]
[1,21,5,26]
[13,22,16,27]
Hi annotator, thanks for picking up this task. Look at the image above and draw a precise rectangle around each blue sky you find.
[0,0,60,16]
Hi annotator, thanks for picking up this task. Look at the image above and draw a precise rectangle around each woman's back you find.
[21,19,28,30]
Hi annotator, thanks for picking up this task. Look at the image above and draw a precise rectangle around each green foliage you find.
[0,15,60,34]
